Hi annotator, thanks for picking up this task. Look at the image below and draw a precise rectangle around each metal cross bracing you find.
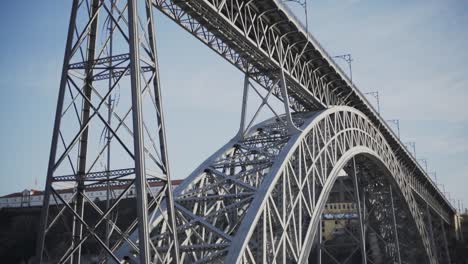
[314,161,427,264]
[39,0,461,263]
[148,0,454,220]
[115,108,309,262]
[36,0,180,263]
[118,106,454,263]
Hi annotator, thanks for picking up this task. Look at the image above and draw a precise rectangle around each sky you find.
[0,1,467,211]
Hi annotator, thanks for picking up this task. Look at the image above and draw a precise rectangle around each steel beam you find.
[150,0,454,221]
[36,0,180,262]
[128,106,442,263]
[389,186,402,264]
[36,1,81,262]
[351,158,368,264]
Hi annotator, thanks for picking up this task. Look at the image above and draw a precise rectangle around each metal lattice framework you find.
[38,0,459,263]
[148,0,454,219]
[117,107,453,263]
[36,0,179,263]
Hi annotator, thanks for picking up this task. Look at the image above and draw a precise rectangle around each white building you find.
[0,180,183,209]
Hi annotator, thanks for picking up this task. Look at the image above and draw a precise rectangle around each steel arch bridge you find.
[36,0,462,263]
[116,107,454,263]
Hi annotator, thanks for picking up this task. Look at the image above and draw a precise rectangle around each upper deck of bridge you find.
[154,0,455,218]
[265,0,454,215]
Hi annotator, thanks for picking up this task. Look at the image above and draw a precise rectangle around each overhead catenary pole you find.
[405,141,416,158]
[387,119,400,138]
[430,171,438,183]
[365,91,380,114]
[334,54,353,82]
[418,159,428,172]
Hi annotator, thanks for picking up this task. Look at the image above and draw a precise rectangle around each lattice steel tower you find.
[35,0,179,263]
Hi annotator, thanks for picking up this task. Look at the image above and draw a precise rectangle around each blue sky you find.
[0,1,467,211]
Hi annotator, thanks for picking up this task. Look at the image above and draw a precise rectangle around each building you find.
[322,202,358,241]
[321,174,359,242]
[0,180,183,209]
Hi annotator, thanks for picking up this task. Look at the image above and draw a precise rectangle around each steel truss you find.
[149,0,454,222]
[36,0,179,263]
[39,0,458,263]
[117,106,451,263]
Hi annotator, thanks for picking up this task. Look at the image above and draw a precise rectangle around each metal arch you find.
[150,0,454,218]
[225,106,437,264]
[325,79,342,90]
[297,147,421,263]
[114,112,311,261]
[258,8,278,19]
[116,106,449,263]
[39,1,458,262]
[115,112,317,262]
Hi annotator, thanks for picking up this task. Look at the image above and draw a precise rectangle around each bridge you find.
[35,0,463,263]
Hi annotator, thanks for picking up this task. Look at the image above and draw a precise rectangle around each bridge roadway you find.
[151,0,454,223]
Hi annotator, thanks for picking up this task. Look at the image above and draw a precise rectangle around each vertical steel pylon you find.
[35,0,179,263]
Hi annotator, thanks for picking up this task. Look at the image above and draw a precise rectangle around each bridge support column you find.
[278,69,301,134]
[389,186,402,264]
[351,158,368,264]
[425,202,438,261]
[237,71,301,139]
[317,220,323,264]
[36,0,181,262]
[440,218,452,264]
[238,73,250,140]
[454,214,463,242]
[72,1,100,262]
